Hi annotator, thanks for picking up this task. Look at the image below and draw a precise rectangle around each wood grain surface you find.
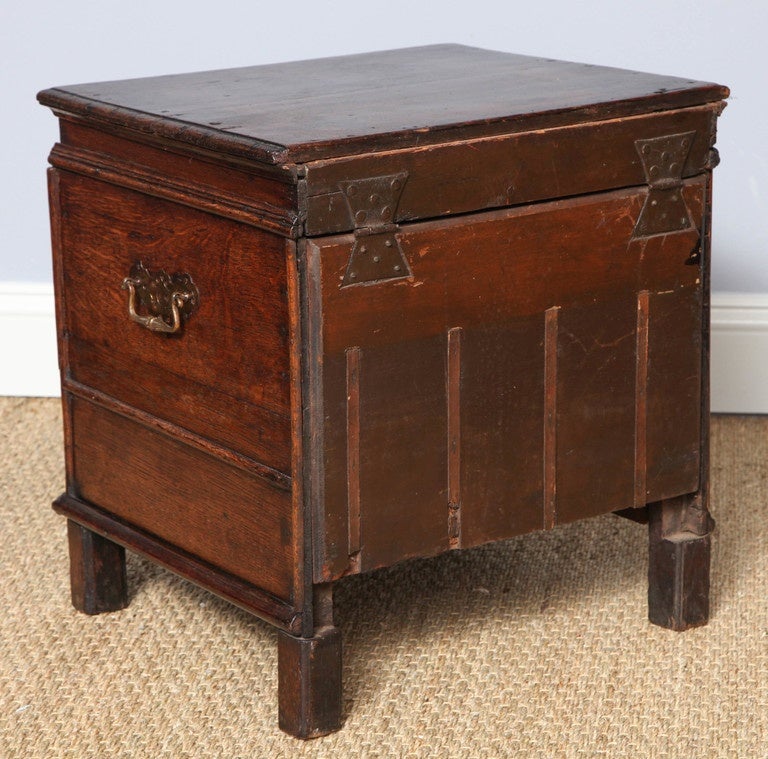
[70,396,295,601]
[56,170,292,473]
[311,180,706,580]
[38,45,728,164]
[304,105,718,236]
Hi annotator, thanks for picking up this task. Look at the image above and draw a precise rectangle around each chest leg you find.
[67,520,129,615]
[648,493,713,631]
[277,584,343,739]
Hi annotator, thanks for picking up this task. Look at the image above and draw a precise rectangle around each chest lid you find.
[38,44,728,166]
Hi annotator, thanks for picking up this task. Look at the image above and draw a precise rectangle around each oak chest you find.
[39,45,728,738]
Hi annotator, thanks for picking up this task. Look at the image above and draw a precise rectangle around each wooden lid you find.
[38,44,728,165]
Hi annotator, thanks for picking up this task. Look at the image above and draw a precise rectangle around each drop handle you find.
[121,261,199,334]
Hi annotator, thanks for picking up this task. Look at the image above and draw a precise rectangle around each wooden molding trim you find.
[54,492,302,633]
[62,379,292,491]
[48,142,300,237]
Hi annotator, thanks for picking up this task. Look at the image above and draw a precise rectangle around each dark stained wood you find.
[299,240,338,585]
[313,331,454,577]
[312,181,705,354]
[314,348,349,580]
[648,495,713,631]
[647,161,716,634]
[311,180,707,580]
[648,530,711,630]
[39,48,727,737]
[643,167,705,501]
[70,396,295,601]
[460,318,546,546]
[356,335,449,571]
[57,170,292,473]
[58,118,296,186]
[312,584,335,628]
[55,493,302,632]
[319,335,451,579]
[543,307,559,530]
[67,520,128,614]
[446,327,462,548]
[285,241,312,636]
[304,105,719,236]
[51,120,299,236]
[63,378,291,490]
[634,291,650,510]
[645,287,702,498]
[614,505,650,524]
[696,167,715,563]
[48,169,77,494]
[345,347,362,569]
[278,627,343,739]
[554,296,638,523]
[38,45,728,164]
[47,169,68,376]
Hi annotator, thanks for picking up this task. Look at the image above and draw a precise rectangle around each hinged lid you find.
[38,45,729,166]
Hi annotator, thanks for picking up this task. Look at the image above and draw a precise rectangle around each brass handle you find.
[121,261,199,334]
[122,279,186,333]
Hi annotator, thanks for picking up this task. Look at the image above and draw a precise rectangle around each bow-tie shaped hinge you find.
[338,172,411,287]
[633,131,696,238]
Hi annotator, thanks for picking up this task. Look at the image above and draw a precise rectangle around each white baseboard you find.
[710,291,768,414]
[1,284,767,413]
[0,282,59,397]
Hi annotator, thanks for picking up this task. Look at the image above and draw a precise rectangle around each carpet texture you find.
[0,397,766,757]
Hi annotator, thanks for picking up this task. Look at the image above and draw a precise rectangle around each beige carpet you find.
[0,398,765,758]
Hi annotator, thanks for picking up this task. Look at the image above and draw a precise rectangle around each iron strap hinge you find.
[337,172,411,287]
[632,131,696,238]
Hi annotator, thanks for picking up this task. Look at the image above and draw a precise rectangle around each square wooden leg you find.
[67,520,129,615]
[648,495,714,631]
[277,626,343,739]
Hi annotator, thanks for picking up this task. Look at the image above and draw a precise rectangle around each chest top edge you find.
[37,45,729,167]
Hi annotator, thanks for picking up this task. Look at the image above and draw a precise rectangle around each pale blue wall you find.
[1,0,763,290]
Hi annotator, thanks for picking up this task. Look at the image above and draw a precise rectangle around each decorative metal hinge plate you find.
[633,131,696,238]
[338,172,411,287]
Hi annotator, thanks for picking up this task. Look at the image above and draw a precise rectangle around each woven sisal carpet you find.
[0,397,765,757]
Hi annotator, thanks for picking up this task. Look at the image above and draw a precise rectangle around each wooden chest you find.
[39,45,728,738]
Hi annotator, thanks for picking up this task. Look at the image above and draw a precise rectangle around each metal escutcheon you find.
[121,261,199,334]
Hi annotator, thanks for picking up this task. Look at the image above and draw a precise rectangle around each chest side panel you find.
[50,168,299,607]
[311,179,706,580]
[56,170,292,473]
[69,396,295,601]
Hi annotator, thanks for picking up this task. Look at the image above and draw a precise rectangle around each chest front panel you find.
[311,179,706,580]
